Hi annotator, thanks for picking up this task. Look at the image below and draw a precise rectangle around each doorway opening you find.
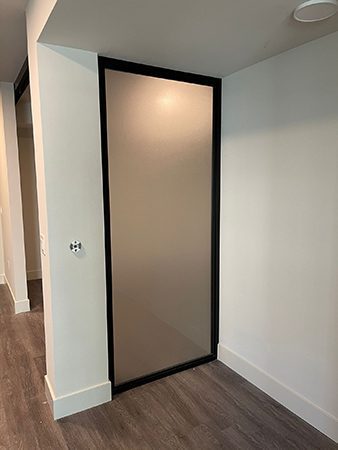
[98,57,221,394]
[15,64,43,311]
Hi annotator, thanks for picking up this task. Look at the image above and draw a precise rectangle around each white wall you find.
[26,0,111,418]
[26,0,337,433]
[220,31,338,442]
[0,83,29,312]
[38,42,110,407]
[26,0,58,402]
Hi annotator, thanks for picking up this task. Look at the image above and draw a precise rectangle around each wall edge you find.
[44,375,112,420]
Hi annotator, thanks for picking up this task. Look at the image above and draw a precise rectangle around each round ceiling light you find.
[294,0,338,22]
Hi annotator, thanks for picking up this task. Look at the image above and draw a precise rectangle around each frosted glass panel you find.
[105,69,213,385]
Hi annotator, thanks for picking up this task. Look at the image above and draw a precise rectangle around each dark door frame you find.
[98,56,221,395]
[14,58,29,104]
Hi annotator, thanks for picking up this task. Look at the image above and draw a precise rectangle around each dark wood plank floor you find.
[0,281,336,450]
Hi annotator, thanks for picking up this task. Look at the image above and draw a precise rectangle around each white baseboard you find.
[3,274,30,314]
[218,344,338,443]
[27,269,42,281]
[13,298,31,313]
[0,274,4,284]
[45,375,112,420]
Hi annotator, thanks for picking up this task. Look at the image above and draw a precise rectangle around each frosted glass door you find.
[104,68,214,386]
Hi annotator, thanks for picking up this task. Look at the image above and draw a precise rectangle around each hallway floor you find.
[0,282,336,450]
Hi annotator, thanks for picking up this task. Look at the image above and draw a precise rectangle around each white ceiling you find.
[1,0,338,82]
[40,0,338,77]
[0,0,28,82]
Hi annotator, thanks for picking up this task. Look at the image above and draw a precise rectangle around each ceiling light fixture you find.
[294,0,338,22]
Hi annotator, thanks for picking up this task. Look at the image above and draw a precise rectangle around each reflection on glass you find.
[105,69,213,385]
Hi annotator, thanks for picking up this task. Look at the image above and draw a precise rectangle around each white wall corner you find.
[0,274,4,284]
[218,344,338,443]
[0,82,29,310]
[44,375,112,420]
[13,298,30,314]
[4,273,30,314]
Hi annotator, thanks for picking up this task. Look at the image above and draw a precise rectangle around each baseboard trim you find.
[13,297,30,314]
[0,274,4,284]
[218,344,338,443]
[4,274,30,314]
[27,269,42,281]
[45,375,112,420]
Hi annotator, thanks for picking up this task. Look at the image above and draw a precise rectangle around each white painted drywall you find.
[26,0,58,395]
[37,42,110,396]
[0,83,29,312]
[220,31,338,441]
[38,0,338,79]
[26,0,111,415]
[25,0,337,431]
